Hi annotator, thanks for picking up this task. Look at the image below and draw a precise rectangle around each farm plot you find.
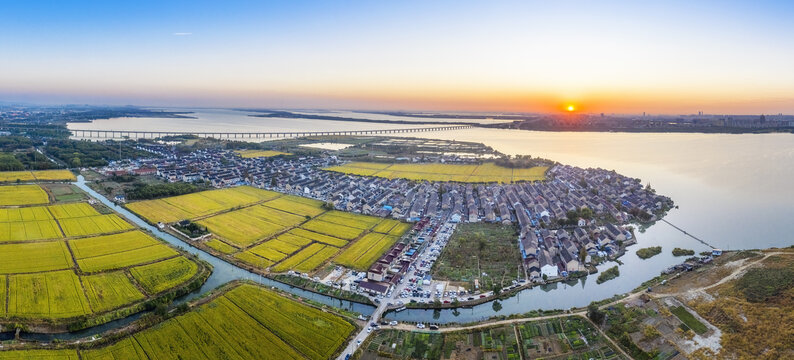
[288,228,348,247]
[82,271,145,312]
[300,219,364,240]
[0,169,75,183]
[0,184,49,205]
[0,241,73,273]
[263,196,325,217]
[0,206,53,222]
[7,270,91,318]
[198,210,285,247]
[130,256,199,295]
[0,219,63,242]
[227,284,355,360]
[47,203,100,218]
[59,214,133,237]
[271,243,328,272]
[234,149,292,158]
[334,232,400,271]
[70,230,179,272]
[126,186,280,223]
[324,161,548,183]
[316,210,381,230]
[1,284,355,360]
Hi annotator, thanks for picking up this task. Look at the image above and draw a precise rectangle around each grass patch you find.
[670,306,708,334]
[432,223,521,291]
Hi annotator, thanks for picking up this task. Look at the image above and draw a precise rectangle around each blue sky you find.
[2,0,794,113]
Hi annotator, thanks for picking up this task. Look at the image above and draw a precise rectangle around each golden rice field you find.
[133,187,412,274]
[324,161,549,183]
[0,184,50,206]
[234,149,292,158]
[126,185,280,223]
[2,284,354,360]
[0,184,204,326]
[0,169,75,183]
[334,232,401,271]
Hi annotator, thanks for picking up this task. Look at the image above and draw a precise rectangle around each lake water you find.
[67,111,794,323]
[66,108,437,136]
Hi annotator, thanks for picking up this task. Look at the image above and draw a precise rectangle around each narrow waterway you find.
[10,176,375,342]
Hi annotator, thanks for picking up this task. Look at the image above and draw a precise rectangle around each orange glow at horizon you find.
[567,105,575,112]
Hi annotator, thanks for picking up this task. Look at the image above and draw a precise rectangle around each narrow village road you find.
[336,302,388,360]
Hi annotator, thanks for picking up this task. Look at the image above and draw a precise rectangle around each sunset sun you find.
[567,105,575,112]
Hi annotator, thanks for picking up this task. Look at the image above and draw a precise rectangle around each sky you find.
[1,0,794,114]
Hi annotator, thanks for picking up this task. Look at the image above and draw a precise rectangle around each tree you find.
[492,301,502,312]
[587,302,605,325]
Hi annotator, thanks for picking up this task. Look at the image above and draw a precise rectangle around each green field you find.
[0,284,355,360]
[0,184,50,206]
[325,162,549,183]
[431,223,522,291]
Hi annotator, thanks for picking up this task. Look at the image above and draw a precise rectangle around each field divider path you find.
[124,268,151,298]
[45,206,68,239]
[4,274,8,314]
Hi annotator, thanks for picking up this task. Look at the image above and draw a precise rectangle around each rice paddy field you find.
[0,183,206,328]
[131,187,412,274]
[126,185,280,223]
[0,184,50,206]
[0,169,76,183]
[0,284,355,360]
[324,161,549,183]
[234,149,292,158]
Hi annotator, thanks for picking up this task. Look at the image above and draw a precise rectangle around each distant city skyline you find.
[2,0,794,115]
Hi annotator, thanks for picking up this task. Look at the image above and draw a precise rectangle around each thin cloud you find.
[172,32,193,36]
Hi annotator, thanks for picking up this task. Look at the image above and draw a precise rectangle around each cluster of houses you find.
[102,147,672,281]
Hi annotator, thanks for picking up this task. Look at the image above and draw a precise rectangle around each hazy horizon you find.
[3,1,794,115]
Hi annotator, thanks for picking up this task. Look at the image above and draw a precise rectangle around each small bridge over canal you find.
[67,125,473,140]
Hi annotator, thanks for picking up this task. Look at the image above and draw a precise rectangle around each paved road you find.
[335,302,388,360]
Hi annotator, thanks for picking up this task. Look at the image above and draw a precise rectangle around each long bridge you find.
[67,125,473,139]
